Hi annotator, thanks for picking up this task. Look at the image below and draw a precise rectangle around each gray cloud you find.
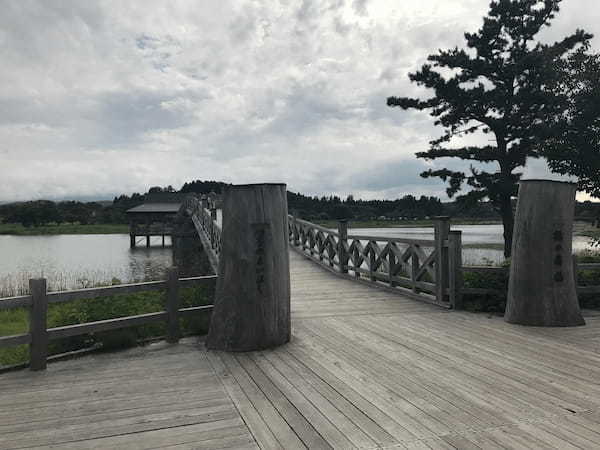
[0,0,598,202]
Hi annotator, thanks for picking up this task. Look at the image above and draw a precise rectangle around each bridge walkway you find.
[2,250,600,449]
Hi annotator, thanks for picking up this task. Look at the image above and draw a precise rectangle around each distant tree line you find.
[2,179,599,228]
[287,192,448,221]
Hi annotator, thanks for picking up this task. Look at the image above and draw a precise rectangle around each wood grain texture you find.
[3,251,600,449]
[207,184,291,352]
[506,180,585,326]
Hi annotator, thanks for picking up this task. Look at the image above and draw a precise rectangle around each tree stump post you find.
[505,180,585,326]
[206,183,291,351]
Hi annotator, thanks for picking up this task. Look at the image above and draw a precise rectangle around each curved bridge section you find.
[182,196,222,274]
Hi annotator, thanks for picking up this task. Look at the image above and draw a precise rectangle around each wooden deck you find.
[2,251,600,449]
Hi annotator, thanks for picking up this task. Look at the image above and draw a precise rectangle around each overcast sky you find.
[1,0,598,202]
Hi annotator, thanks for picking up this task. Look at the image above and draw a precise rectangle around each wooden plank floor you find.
[3,249,600,449]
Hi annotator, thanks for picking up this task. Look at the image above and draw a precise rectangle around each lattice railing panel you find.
[288,215,456,307]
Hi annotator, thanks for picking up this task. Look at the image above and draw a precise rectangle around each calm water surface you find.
[0,223,596,295]
[0,234,173,295]
[350,224,596,266]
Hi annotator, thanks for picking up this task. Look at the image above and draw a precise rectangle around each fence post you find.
[29,278,48,371]
[369,242,376,281]
[210,207,217,222]
[293,215,300,246]
[411,246,419,293]
[388,244,396,287]
[166,267,180,344]
[337,220,348,273]
[448,230,463,309]
[434,217,450,304]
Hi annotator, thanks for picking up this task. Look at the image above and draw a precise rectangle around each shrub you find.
[0,283,214,367]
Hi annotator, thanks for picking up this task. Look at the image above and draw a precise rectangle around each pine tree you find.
[544,48,600,197]
[387,0,593,257]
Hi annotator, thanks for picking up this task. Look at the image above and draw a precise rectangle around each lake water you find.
[0,234,174,296]
[0,223,596,296]
[350,224,596,266]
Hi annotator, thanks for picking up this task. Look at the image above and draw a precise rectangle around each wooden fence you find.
[288,215,461,308]
[0,269,216,371]
[183,196,222,273]
[288,215,600,308]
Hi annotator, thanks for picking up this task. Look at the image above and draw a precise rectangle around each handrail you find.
[288,215,600,307]
[287,214,456,308]
[184,196,221,273]
[0,270,217,371]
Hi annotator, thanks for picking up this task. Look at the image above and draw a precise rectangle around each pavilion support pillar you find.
[206,183,291,351]
[146,236,150,248]
[505,180,585,327]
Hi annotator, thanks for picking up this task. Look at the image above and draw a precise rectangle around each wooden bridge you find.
[2,197,600,448]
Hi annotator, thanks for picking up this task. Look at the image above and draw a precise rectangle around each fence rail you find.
[184,196,222,273]
[289,215,460,308]
[0,269,216,371]
[288,215,600,308]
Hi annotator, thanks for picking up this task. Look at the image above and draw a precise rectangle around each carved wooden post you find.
[206,184,291,351]
[166,267,180,343]
[29,278,48,371]
[505,180,585,326]
[434,217,450,304]
[337,220,348,274]
[448,230,463,309]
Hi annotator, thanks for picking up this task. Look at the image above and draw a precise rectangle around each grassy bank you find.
[315,219,502,229]
[0,283,214,367]
[462,252,600,313]
[0,223,129,235]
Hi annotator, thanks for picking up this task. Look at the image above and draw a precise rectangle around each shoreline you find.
[0,224,129,236]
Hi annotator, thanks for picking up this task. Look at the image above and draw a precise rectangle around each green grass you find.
[0,223,129,235]
[315,219,501,229]
[0,284,214,367]
[461,257,600,313]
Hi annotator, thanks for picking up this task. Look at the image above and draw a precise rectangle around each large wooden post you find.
[505,180,585,326]
[206,183,291,351]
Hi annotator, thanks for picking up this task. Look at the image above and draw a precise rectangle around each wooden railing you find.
[0,269,216,371]
[288,215,461,308]
[183,196,222,273]
[288,215,600,307]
